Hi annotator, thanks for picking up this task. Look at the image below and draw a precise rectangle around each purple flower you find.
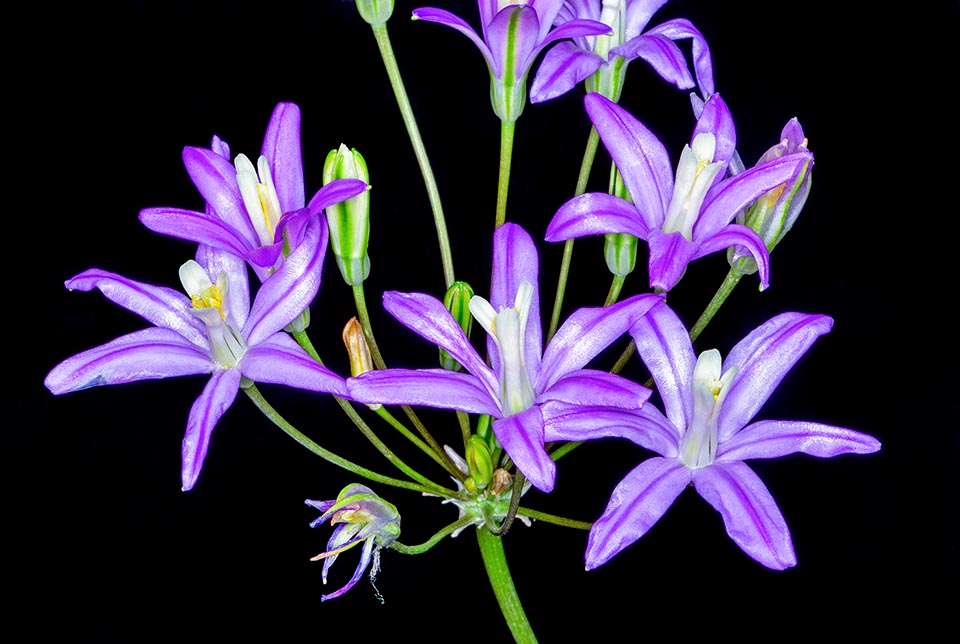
[412,1,611,121]
[574,301,880,570]
[306,484,401,602]
[347,223,662,492]
[531,0,714,103]
[546,92,814,292]
[44,216,348,491]
[139,102,367,281]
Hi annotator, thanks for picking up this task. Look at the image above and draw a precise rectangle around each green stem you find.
[370,23,455,288]
[689,269,744,342]
[243,384,453,497]
[495,119,516,228]
[375,406,463,480]
[389,516,477,555]
[516,507,592,530]
[548,126,601,342]
[604,274,626,306]
[476,528,538,644]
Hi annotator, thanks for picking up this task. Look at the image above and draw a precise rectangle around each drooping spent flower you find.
[728,117,813,275]
[546,92,814,292]
[44,217,348,491]
[531,0,714,104]
[306,484,401,602]
[412,1,611,121]
[139,102,368,282]
[323,144,372,285]
[570,301,880,570]
[347,223,662,492]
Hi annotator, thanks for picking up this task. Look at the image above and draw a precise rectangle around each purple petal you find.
[321,538,374,602]
[584,93,672,226]
[193,245,250,330]
[540,17,612,49]
[585,457,691,569]
[261,102,304,213]
[692,93,736,165]
[181,367,242,491]
[541,401,679,457]
[546,192,652,242]
[381,291,497,395]
[646,18,715,97]
[624,0,669,37]
[489,223,543,378]
[629,300,696,431]
[538,369,650,410]
[693,224,770,290]
[645,228,698,292]
[240,334,348,397]
[718,419,882,461]
[182,146,259,246]
[139,207,254,260]
[692,461,796,570]
[611,33,695,90]
[538,293,662,390]
[486,5,543,80]
[244,214,327,346]
[719,313,834,442]
[305,178,370,218]
[64,268,207,348]
[492,406,556,492]
[412,8,495,72]
[530,41,604,103]
[347,369,501,416]
[44,328,214,394]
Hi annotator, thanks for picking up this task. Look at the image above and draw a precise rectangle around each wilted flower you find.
[44,218,348,491]
[546,92,814,292]
[572,301,880,570]
[306,484,401,602]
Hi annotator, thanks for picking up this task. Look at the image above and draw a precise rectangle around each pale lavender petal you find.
[538,293,662,390]
[528,0,566,39]
[585,93,672,224]
[693,461,796,570]
[629,300,696,432]
[181,368,242,491]
[412,8,496,72]
[541,401,679,457]
[193,245,250,330]
[693,224,769,290]
[44,328,214,394]
[719,313,833,442]
[487,6,543,80]
[646,18,715,97]
[545,192,652,241]
[244,214,327,346]
[540,17,612,49]
[490,223,542,377]
[262,102,304,213]
[585,457,691,569]
[718,420,881,462]
[182,146,258,246]
[538,369,650,410]
[305,179,369,217]
[697,153,812,239]
[381,291,497,395]
[64,269,207,347]
[611,33,695,90]
[347,369,501,416]
[492,406,556,492]
[240,334,348,397]
[624,0,669,37]
[692,92,736,165]
[139,207,254,260]
[530,41,604,103]
[645,228,698,292]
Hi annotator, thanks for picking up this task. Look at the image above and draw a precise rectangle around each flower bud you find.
[604,167,637,276]
[323,144,371,286]
[728,118,813,275]
[343,317,380,409]
[355,0,393,26]
[439,281,474,371]
[465,435,494,491]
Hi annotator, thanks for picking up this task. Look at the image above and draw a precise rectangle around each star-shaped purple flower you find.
[546,92,814,292]
[44,216,348,491]
[347,223,662,492]
[566,301,880,570]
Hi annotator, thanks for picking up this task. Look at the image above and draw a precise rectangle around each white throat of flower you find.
[235,153,283,247]
[662,133,725,240]
[594,0,626,58]
[469,281,536,416]
[680,349,737,469]
[179,260,247,368]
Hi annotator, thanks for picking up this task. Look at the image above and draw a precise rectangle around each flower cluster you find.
[44,0,880,633]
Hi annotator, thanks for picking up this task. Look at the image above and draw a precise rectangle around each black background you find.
[17,1,957,640]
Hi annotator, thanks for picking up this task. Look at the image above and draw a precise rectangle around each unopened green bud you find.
[440,281,474,371]
[355,0,393,26]
[466,435,494,490]
[604,166,637,276]
[323,144,371,286]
